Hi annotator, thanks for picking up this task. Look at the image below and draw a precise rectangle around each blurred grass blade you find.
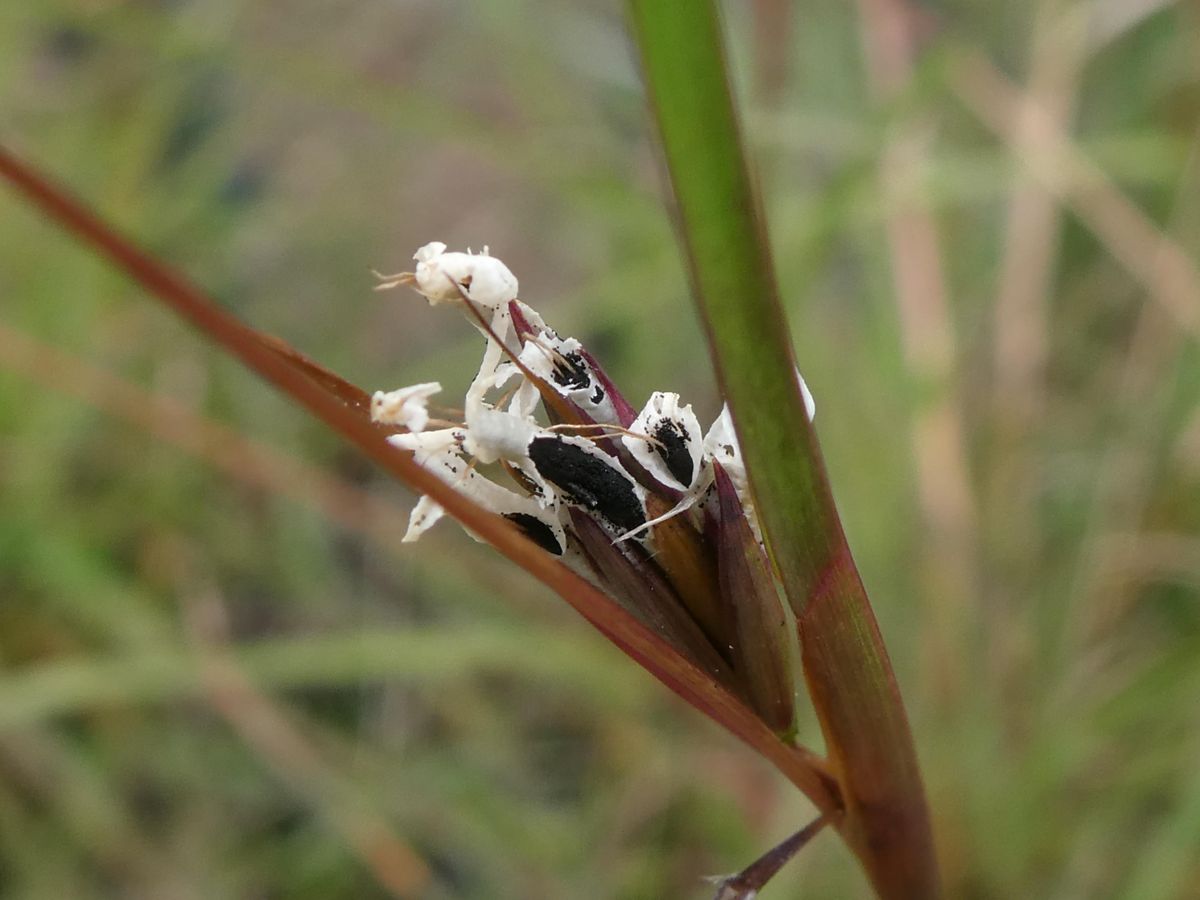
[0,143,840,818]
[626,4,940,896]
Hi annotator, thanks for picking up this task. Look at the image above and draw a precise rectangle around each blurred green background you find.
[2,0,1199,897]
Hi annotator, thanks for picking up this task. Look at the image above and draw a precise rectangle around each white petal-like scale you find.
[370,381,442,433]
[411,241,518,309]
[463,407,539,466]
[403,495,447,543]
[388,427,464,455]
[393,442,566,552]
[464,306,513,420]
[797,368,816,421]
[610,394,707,542]
[517,335,619,425]
[701,405,752,526]
[701,363,815,506]
[623,391,704,492]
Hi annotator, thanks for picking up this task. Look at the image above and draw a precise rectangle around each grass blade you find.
[626,4,940,896]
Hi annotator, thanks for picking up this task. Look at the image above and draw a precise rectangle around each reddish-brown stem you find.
[714,814,828,899]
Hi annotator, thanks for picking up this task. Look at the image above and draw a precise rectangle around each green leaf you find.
[626,4,941,897]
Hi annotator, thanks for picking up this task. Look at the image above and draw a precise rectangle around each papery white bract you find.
[463,305,514,420]
[702,405,757,540]
[387,428,566,551]
[704,405,745,487]
[412,241,518,309]
[797,368,816,421]
[490,361,542,419]
[702,369,815,531]
[370,381,442,434]
[518,334,619,425]
[623,391,704,492]
[609,391,709,542]
[462,406,539,466]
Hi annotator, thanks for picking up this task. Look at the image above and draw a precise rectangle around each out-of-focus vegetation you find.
[1,1,1198,897]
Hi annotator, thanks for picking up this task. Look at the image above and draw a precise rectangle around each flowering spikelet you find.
[374,242,816,734]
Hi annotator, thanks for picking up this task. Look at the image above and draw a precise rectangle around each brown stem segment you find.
[713,814,827,899]
[799,542,940,897]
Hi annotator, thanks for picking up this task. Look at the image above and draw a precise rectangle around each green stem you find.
[626,4,940,896]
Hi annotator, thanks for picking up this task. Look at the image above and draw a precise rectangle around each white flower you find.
[404,494,448,541]
[523,431,647,535]
[701,405,758,541]
[370,381,442,433]
[388,431,566,552]
[411,241,519,309]
[372,239,818,553]
[387,426,466,455]
[517,334,619,425]
[490,361,542,419]
[610,392,708,542]
[462,406,539,466]
[623,391,704,492]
